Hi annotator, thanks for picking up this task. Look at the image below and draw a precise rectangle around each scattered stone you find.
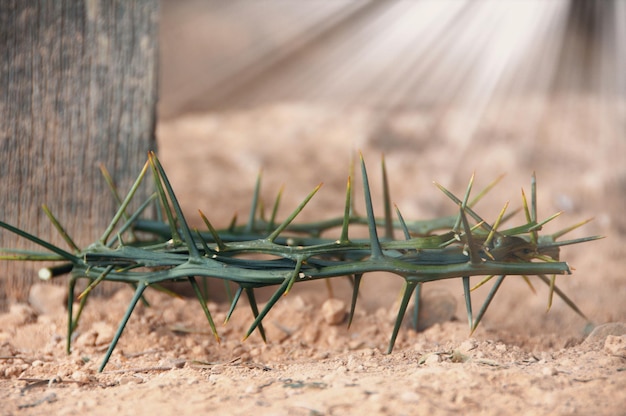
[459,339,478,354]
[604,335,626,357]
[423,353,440,365]
[290,295,307,312]
[75,330,98,348]
[119,374,142,385]
[400,391,421,403]
[28,283,66,315]
[75,321,115,347]
[582,322,626,350]
[31,360,44,367]
[0,341,17,357]
[71,370,91,383]
[321,298,346,325]
[0,303,37,328]
[449,350,469,363]
[92,322,115,345]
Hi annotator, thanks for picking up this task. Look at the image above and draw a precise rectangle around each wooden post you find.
[0,1,159,308]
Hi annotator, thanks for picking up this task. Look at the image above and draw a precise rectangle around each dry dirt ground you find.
[2,99,626,415]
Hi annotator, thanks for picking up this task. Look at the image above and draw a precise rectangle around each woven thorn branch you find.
[0,152,601,372]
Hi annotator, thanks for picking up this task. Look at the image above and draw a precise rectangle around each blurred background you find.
[155,0,625,334]
[159,0,624,117]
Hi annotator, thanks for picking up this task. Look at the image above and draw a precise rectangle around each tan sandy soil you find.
[1,99,625,415]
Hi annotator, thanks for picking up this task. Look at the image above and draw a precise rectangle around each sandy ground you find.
[1,98,625,415]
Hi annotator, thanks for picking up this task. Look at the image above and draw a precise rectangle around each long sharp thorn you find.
[149,284,185,299]
[539,235,604,250]
[484,201,509,249]
[412,282,421,331]
[531,172,537,223]
[536,274,589,322]
[463,276,473,329]
[470,275,494,291]
[434,181,492,233]
[528,212,563,232]
[195,229,212,255]
[544,267,558,309]
[460,207,481,264]
[150,153,201,260]
[100,160,150,245]
[228,213,238,232]
[325,279,335,299]
[453,172,475,233]
[360,153,383,259]
[98,282,147,372]
[107,193,158,248]
[347,273,363,329]
[267,184,322,243]
[244,288,266,342]
[148,156,181,243]
[188,276,220,343]
[552,218,595,240]
[71,277,93,334]
[388,280,418,354]
[246,170,262,234]
[0,221,80,263]
[395,205,412,240]
[348,155,358,216]
[521,188,532,223]
[531,173,538,244]
[381,155,394,239]
[268,185,284,232]
[100,164,137,242]
[198,210,226,251]
[67,276,77,354]
[521,275,537,294]
[100,163,124,209]
[471,275,506,335]
[78,265,114,300]
[244,277,292,341]
[284,257,304,296]
[468,173,505,207]
[259,199,266,222]
[225,286,244,324]
[340,177,352,244]
[394,205,422,331]
[42,204,80,252]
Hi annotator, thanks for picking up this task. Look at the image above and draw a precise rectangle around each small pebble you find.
[245,384,259,394]
[400,391,420,403]
[582,322,626,350]
[604,335,626,356]
[459,339,478,354]
[424,354,440,365]
[71,370,91,383]
[1,303,37,327]
[119,374,142,385]
[321,299,346,325]
[28,283,66,315]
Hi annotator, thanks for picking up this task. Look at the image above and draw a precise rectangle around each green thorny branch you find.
[0,152,601,372]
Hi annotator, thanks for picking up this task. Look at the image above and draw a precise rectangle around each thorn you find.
[360,153,383,259]
[381,155,394,240]
[267,184,322,243]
